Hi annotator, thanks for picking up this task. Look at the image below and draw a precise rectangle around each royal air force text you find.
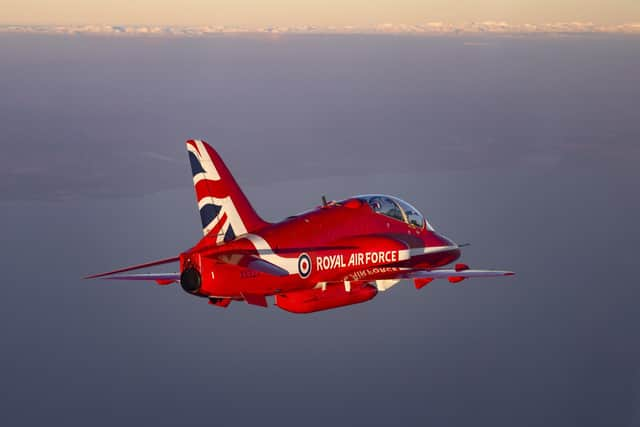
[316,250,400,271]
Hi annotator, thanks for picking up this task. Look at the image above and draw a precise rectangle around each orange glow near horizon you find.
[2,0,639,26]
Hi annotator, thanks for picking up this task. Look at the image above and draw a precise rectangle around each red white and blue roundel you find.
[297,253,312,278]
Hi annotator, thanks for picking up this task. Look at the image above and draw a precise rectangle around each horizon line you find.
[2,22,640,37]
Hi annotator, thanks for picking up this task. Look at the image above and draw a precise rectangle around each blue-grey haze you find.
[0,34,639,426]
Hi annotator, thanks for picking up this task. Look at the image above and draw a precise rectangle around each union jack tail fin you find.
[186,140,268,242]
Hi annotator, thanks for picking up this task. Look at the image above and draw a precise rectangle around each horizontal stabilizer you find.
[94,273,180,284]
[84,256,179,279]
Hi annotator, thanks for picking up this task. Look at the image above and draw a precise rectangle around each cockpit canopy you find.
[354,194,434,230]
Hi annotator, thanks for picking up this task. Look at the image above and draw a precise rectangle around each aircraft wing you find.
[336,264,514,289]
[404,269,514,280]
[402,268,513,287]
[84,256,181,285]
[84,256,180,279]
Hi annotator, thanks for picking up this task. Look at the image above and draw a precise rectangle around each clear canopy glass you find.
[352,194,434,230]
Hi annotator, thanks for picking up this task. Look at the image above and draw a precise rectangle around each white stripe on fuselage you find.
[243,234,299,274]
[241,236,459,277]
[409,245,459,257]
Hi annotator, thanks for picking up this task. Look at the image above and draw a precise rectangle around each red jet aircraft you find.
[86,140,514,313]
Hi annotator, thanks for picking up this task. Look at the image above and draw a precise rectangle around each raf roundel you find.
[297,253,312,279]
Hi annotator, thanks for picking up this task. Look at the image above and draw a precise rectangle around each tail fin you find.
[186,140,268,242]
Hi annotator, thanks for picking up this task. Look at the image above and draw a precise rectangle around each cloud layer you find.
[2,22,640,36]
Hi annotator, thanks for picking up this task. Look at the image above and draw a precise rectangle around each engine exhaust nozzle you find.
[180,267,201,293]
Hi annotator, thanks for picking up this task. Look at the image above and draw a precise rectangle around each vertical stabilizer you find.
[186,139,268,242]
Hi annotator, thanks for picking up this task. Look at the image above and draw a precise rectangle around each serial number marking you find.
[240,270,259,279]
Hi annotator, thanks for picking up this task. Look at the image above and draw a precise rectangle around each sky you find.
[0,34,639,426]
[2,0,640,26]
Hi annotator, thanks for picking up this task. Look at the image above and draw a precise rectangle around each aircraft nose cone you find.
[429,232,461,264]
[436,233,457,248]
[180,267,201,293]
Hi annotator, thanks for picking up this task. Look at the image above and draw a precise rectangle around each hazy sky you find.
[1,34,639,427]
[3,0,639,26]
